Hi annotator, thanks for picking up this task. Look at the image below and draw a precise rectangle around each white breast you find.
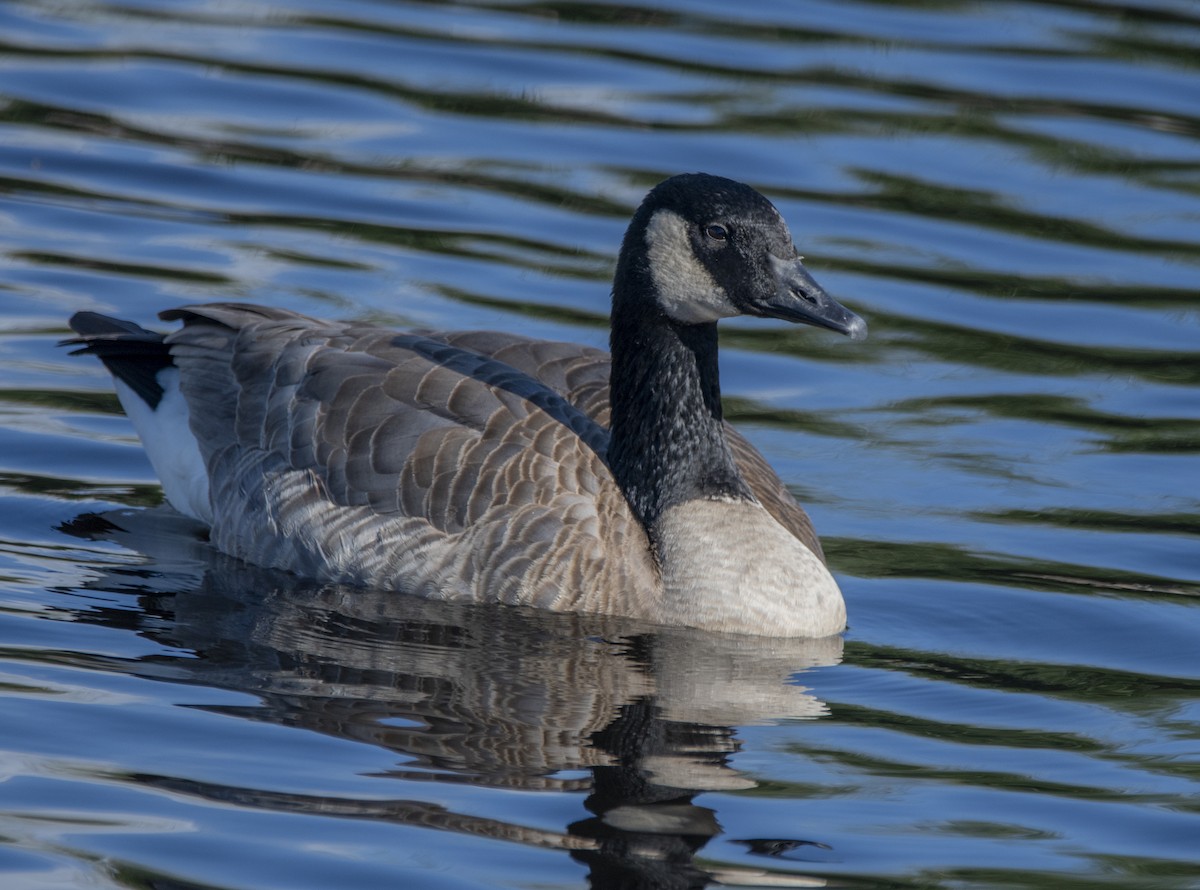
[652,499,846,637]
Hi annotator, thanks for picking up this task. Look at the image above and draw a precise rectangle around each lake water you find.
[2,1,1198,888]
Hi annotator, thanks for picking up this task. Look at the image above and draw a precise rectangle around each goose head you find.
[616,172,867,339]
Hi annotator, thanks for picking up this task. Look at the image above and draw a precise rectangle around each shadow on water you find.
[56,508,845,890]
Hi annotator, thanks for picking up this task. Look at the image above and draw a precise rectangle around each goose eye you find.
[704,223,729,242]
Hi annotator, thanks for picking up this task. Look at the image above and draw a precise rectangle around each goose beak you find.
[760,255,867,340]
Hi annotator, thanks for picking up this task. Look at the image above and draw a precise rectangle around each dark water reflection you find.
[61,510,843,890]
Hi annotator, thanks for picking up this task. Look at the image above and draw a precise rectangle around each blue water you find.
[2,1,1199,888]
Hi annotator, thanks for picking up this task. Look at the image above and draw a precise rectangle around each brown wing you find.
[160,304,658,609]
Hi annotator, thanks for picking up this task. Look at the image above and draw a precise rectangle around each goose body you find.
[67,173,865,637]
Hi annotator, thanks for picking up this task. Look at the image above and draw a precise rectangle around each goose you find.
[66,173,866,637]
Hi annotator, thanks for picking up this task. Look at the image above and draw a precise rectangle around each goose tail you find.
[63,312,212,522]
[65,312,173,407]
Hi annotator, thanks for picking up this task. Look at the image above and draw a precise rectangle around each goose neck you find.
[607,308,752,532]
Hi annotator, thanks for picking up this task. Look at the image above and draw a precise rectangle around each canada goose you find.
[66,173,866,637]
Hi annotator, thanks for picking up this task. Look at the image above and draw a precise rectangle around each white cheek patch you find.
[644,209,739,324]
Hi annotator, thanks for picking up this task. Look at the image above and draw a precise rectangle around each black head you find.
[616,172,866,339]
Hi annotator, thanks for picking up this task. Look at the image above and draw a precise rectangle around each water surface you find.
[1,1,1198,888]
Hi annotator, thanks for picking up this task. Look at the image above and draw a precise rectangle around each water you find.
[2,1,1198,887]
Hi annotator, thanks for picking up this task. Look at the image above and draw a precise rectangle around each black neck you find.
[607,279,753,532]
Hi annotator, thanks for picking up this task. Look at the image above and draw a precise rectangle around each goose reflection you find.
[63,508,842,889]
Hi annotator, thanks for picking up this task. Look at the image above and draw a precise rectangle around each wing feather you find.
[159,304,659,607]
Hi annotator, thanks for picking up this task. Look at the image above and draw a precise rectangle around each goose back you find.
[161,303,661,615]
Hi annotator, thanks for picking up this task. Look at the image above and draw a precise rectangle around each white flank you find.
[112,368,213,523]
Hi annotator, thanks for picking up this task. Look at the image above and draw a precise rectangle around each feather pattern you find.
[158,304,660,616]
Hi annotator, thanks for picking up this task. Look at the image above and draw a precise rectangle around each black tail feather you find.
[63,312,174,409]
